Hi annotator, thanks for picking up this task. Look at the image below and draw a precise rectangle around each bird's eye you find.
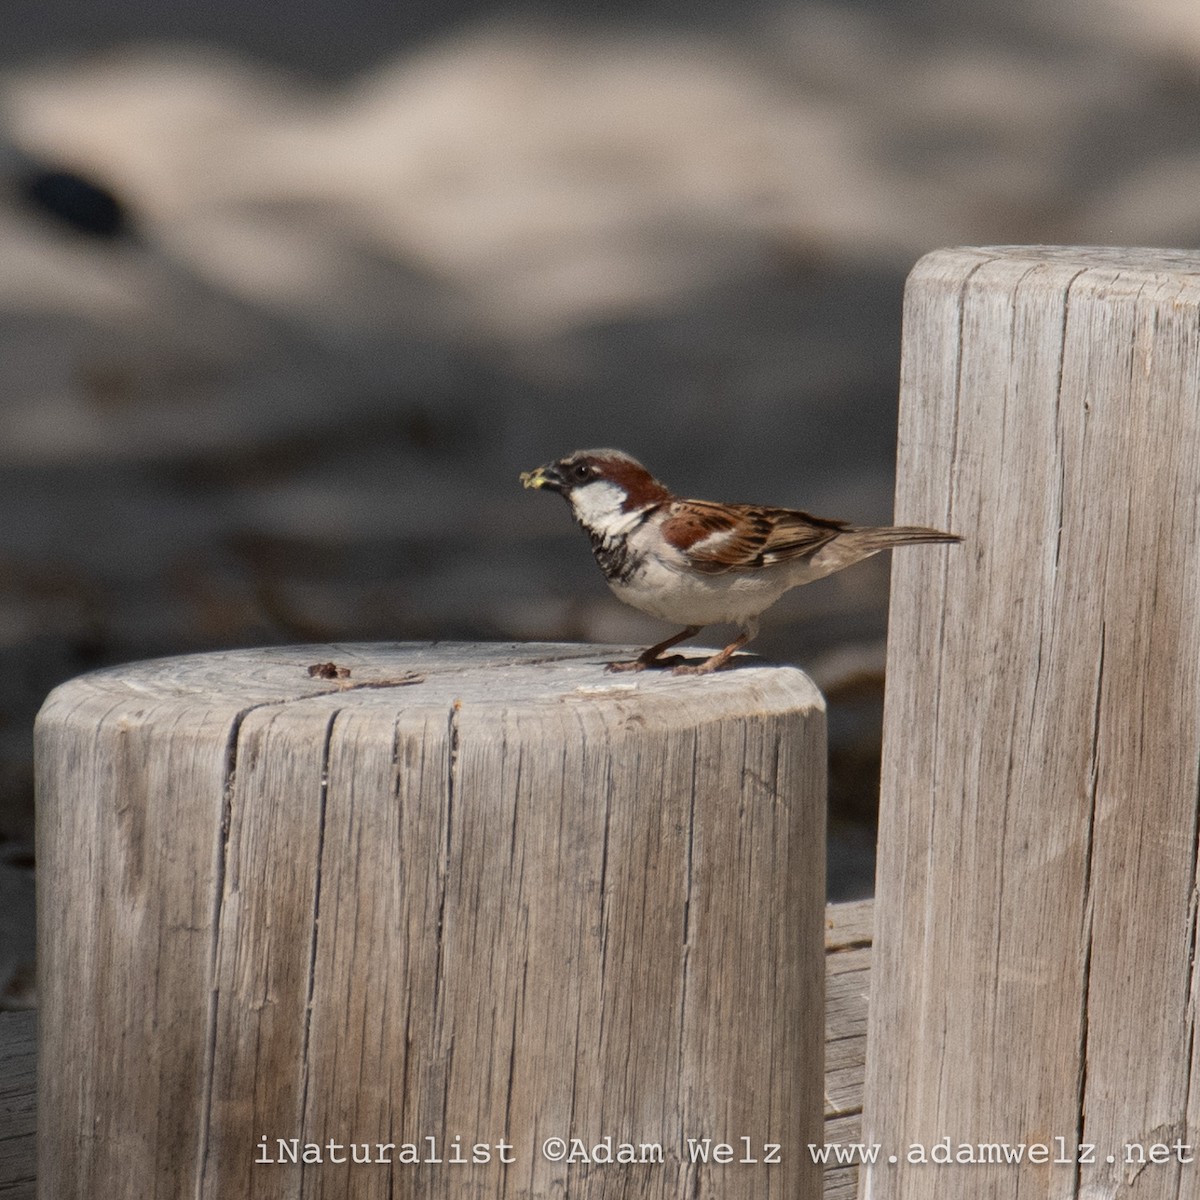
[571,462,592,482]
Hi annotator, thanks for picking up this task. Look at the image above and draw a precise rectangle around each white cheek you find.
[569,481,628,531]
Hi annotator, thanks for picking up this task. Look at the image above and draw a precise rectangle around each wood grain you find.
[0,1009,35,1199]
[0,897,877,1200]
[2,902,883,1200]
[864,246,1200,1199]
[35,642,826,1199]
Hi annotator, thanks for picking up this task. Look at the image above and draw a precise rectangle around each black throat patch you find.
[576,504,660,586]
[586,528,641,585]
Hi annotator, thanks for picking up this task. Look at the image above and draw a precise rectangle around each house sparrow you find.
[521,448,960,675]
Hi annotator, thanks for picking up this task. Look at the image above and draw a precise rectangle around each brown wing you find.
[661,500,850,575]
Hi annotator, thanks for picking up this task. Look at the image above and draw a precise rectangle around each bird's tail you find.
[851,524,961,551]
[807,521,959,578]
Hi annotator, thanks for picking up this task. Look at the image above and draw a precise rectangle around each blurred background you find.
[2,0,1199,1005]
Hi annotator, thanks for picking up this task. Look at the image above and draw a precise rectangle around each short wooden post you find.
[864,247,1200,1198]
[35,642,825,1199]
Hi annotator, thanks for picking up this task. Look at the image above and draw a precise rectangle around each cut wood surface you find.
[865,246,1200,1199]
[35,642,826,1200]
[0,898,875,1200]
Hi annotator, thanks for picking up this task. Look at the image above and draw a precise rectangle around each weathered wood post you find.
[35,641,825,1199]
[864,247,1200,1198]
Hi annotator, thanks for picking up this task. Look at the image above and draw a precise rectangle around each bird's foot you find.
[605,658,646,673]
[607,626,701,673]
[669,634,750,675]
[605,653,687,673]
[670,656,728,676]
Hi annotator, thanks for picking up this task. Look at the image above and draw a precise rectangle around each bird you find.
[520,448,960,675]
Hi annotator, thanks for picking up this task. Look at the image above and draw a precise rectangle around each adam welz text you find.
[256,1135,783,1166]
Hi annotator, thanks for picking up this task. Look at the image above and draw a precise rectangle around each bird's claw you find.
[670,660,721,676]
[605,654,687,673]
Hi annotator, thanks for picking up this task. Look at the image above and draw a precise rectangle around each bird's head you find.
[521,449,672,529]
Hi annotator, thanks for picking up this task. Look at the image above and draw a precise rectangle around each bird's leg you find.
[606,626,701,672]
[671,630,752,676]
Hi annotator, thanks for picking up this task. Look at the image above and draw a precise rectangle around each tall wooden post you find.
[35,642,826,1199]
[864,247,1200,1198]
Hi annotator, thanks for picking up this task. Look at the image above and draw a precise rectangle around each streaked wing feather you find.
[662,501,848,574]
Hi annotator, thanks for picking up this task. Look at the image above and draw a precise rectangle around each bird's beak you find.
[520,463,565,492]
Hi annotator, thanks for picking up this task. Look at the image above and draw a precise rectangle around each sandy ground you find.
[2,0,1200,1003]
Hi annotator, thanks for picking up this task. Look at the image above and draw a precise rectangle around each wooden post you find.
[863,247,1200,1198]
[35,642,825,1200]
